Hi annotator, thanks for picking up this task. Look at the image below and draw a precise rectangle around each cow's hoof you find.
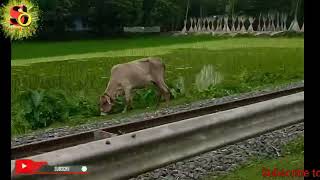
[100,112,108,116]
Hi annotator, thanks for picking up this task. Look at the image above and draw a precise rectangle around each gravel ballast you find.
[130,122,304,180]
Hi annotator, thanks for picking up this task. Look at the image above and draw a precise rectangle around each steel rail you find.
[11,92,304,180]
[11,84,303,160]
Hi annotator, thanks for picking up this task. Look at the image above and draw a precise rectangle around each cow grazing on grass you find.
[99,57,170,115]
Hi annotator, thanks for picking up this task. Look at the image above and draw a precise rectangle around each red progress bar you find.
[33,172,89,175]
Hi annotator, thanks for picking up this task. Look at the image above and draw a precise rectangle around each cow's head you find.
[99,93,114,115]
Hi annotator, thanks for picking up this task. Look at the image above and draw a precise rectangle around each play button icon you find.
[15,159,48,174]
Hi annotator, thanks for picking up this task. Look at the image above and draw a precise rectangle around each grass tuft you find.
[204,135,304,180]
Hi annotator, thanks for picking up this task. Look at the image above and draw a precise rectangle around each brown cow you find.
[99,57,170,115]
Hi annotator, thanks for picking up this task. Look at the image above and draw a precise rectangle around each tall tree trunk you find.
[185,0,190,22]
[229,0,237,17]
[181,0,190,33]
[289,0,301,31]
[294,0,301,20]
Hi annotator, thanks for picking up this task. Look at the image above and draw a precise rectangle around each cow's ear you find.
[101,93,112,104]
[100,95,108,104]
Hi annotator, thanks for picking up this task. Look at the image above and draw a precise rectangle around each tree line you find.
[34,0,304,40]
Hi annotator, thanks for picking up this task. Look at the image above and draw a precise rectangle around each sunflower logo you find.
[0,0,40,40]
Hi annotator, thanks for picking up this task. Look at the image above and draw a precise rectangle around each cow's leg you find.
[152,82,162,106]
[154,79,170,104]
[123,87,132,113]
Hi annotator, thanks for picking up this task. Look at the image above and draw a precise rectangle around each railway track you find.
[11,83,304,180]
[11,83,303,160]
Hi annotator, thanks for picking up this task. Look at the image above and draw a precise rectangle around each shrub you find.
[133,88,159,108]
[239,69,284,86]
[18,89,71,129]
[195,80,249,99]
[11,106,30,135]
[69,96,100,117]
[169,76,186,99]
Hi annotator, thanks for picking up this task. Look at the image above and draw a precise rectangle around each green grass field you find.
[12,36,303,66]
[204,136,304,180]
[11,36,304,136]
[12,35,214,60]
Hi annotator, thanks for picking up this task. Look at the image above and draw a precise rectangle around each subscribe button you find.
[14,159,48,175]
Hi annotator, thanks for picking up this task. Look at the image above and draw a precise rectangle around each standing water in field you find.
[195,65,223,92]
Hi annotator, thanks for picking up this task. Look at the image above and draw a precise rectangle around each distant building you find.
[123,26,160,33]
